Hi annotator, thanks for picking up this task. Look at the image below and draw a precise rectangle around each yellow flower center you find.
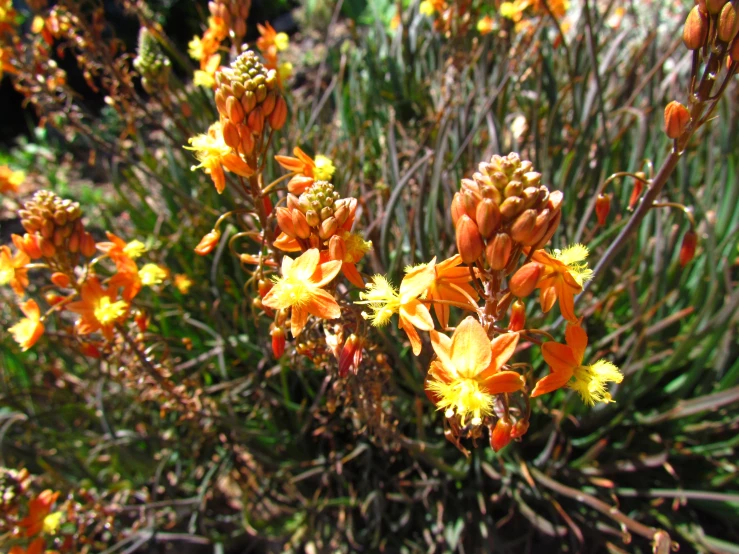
[43,511,63,534]
[139,263,168,286]
[313,155,336,181]
[0,266,12,285]
[357,275,400,326]
[272,277,311,309]
[426,377,492,427]
[123,240,147,259]
[94,297,127,325]
[274,32,289,51]
[552,243,593,286]
[570,360,623,405]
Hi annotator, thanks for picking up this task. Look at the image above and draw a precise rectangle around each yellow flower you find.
[357,259,436,355]
[0,245,29,295]
[43,511,63,534]
[425,317,524,426]
[274,32,289,51]
[139,263,168,286]
[185,122,254,193]
[67,277,128,340]
[477,15,495,35]
[9,299,44,351]
[530,243,592,322]
[313,155,336,181]
[174,274,193,294]
[278,61,293,83]
[262,248,342,337]
[123,239,146,259]
[0,165,25,194]
[188,35,204,61]
[193,53,220,88]
[419,0,435,16]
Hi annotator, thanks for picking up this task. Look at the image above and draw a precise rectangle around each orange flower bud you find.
[595,193,611,226]
[508,299,526,331]
[683,6,708,49]
[134,310,149,333]
[731,33,739,61]
[707,0,727,15]
[275,207,296,237]
[12,233,42,259]
[240,127,255,156]
[319,216,338,239]
[510,418,529,439]
[629,173,645,210]
[39,236,56,258]
[271,326,286,358]
[490,419,512,452]
[509,262,543,297]
[510,209,537,244]
[499,196,524,220]
[45,291,64,306]
[68,231,80,253]
[531,210,561,251]
[292,210,312,239]
[455,215,484,264]
[50,272,71,288]
[339,334,361,377]
[664,101,690,139]
[329,235,346,261]
[679,229,697,266]
[269,96,288,130]
[262,194,273,216]
[476,198,501,238]
[80,232,96,258]
[258,279,273,298]
[451,192,466,226]
[226,95,245,122]
[241,90,257,113]
[248,106,264,135]
[261,92,277,116]
[80,342,102,358]
[523,209,553,247]
[194,229,221,255]
[222,120,240,149]
[718,1,738,43]
[486,232,513,270]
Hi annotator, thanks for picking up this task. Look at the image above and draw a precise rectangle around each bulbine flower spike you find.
[425,317,523,426]
[262,248,342,337]
[532,324,623,405]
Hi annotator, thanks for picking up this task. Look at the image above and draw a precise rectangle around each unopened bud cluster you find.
[18,190,95,260]
[453,152,562,269]
[215,50,288,157]
[275,181,357,246]
[133,28,171,95]
[683,1,739,59]
[209,0,251,43]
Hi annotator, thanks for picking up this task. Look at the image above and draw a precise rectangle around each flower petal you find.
[555,280,578,322]
[531,370,572,397]
[399,258,436,299]
[429,330,454,373]
[400,298,434,331]
[449,316,492,376]
[290,249,320,281]
[479,370,525,394]
[399,317,423,355]
[312,259,342,287]
[341,262,365,288]
[304,287,341,319]
[541,341,578,373]
[565,324,588,364]
[290,306,309,337]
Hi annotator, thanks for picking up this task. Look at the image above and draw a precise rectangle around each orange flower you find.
[256,22,289,69]
[425,317,523,426]
[0,245,30,295]
[67,277,129,340]
[9,538,46,554]
[357,260,436,355]
[426,254,478,329]
[96,232,146,262]
[0,165,25,194]
[18,489,59,537]
[262,248,342,337]
[185,122,254,193]
[274,147,336,195]
[529,244,592,323]
[9,299,44,351]
[532,324,623,405]
[327,231,373,288]
[107,254,142,301]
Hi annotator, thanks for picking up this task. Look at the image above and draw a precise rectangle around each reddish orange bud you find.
[50,272,71,288]
[665,101,690,139]
[292,210,311,239]
[339,334,361,377]
[268,96,288,130]
[329,235,346,262]
[683,6,709,49]
[490,419,513,452]
[80,342,102,358]
[731,33,739,61]
[257,279,273,298]
[13,233,42,259]
[262,194,273,216]
[476,198,501,238]
[39,236,56,258]
[486,232,513,270]
[628,174,645,210]
[45,291,64,306]
[134,310,149,333]
[226,96,245,122]
[271,326,286,358]
[707,0,727,15]
[80,232,96,258]
[718,1,738,43]
[679,230,697,267]
[595,193,611,226]
[510,418,530,439]
[248,106,265,135]
[509,262,543,298]
[194,229,221,255]
[510,209,537,244]
[455,215,484,264]
[222,120,240,149]
[451,192,466,226]
[275,207,296,237]
[68,231,80,253]
[508,299,526,331]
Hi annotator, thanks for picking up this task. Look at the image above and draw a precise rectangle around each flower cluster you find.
[356,152,622,453]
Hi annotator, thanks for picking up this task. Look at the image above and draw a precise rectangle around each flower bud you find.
[595,193,611,226]
[707,0,727,15]
[222,120,240,149]
[248,106,265,135]
[510,418,529,439]
[51,272,71,288]
[508,299,526,331]
[271,326,286,358]
[679,229,697,266]
[194,229,221,255]
[486,232,513,270]
[292,210,312,239]
[80,232,96,258]
[339,334,361,377]
[509,262,543,297]
[275,207,296,237]
[629,173,646,210]
[731,33,739,61]
[476,198,501,238]
[455,215,484,264]
[490,419,512,452]
[38,237,56,258]
[12,233,42,259]
[718,1,738,43]
[531,210,561,251]
[226,96,245,122]
[451,192,466,226]
[258,279,273,298]
[268,96,288,130]
[664,101,690,139]
[499,196,524,220]
[319,216,338,239]
[305,210,320,227]
[683,6,708,49]
[329,235,346,261]
[510,209,537,244]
